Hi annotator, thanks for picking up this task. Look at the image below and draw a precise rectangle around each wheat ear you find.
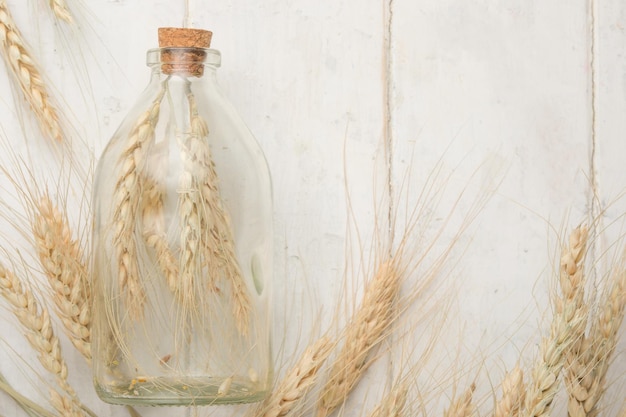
[564,335,594,417]
[445,383,477,417]
[317,259,402,417]
[177,104,204,311]
[32,194,91,362]
[569,258,626,417]
[494,366,525,417]
[0,1,63,141]
[141,174,179,292]
[253,336,333,417]
[182,86,251,334]
[112,89,165,319]
[367,382,409,417]
[0,262,85,416]
[49,389,86,417]
[49,0,73,23]
[523,226,589,417]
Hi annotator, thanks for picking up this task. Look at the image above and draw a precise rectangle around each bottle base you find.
[95,376,268,406]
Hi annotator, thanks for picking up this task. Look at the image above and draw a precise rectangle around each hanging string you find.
[183,0,192,28]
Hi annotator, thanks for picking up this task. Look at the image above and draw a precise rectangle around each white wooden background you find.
[0,1,625,416]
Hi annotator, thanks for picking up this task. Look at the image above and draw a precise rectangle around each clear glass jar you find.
[91,28,273,406]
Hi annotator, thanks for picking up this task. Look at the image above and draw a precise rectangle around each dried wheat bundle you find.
[32,193,91,362]
[0,262,86,416]
[49,0,73,23]
[366,382,409,417]
[252,336,334,417]
[0,0,64,142]
[523,225,589,417]
[316,259,402,417]
[493,366,525,417]
[111,88,165,319]
[181,86,250,334]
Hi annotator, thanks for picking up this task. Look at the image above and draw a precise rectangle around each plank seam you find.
[382,0,396,391]
[590,0,599,217]
[383,0,395,251]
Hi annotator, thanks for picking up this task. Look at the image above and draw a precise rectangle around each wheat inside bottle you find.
[91,27,274,406]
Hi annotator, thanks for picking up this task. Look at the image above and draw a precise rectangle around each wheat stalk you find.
[0,0,64,142]
[316,259,402,417]
[494,366,525,417]
[0,371,59,417]
[111,88,165,319]
[0,262,85,416]
[252,336,334,417]
[568,258,626,417]
[32,193,91,362]
[367,382,409,417]
[445,383,477,417]
[181,85,251,334]
[619,401,626,417]
[49,0,73,23]
[523,225,589,417]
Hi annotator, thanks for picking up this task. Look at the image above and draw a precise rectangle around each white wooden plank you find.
[389,1,594,413]
[193,3,391,415]
[593,0,626,413]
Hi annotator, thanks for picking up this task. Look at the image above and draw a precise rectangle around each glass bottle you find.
[91,27,273,406]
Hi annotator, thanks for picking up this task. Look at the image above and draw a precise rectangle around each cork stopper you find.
[158,27,213,76]
[158,27,212,48]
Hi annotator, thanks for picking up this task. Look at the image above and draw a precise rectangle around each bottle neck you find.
[146,47,221,82]
[149,64,218,84]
